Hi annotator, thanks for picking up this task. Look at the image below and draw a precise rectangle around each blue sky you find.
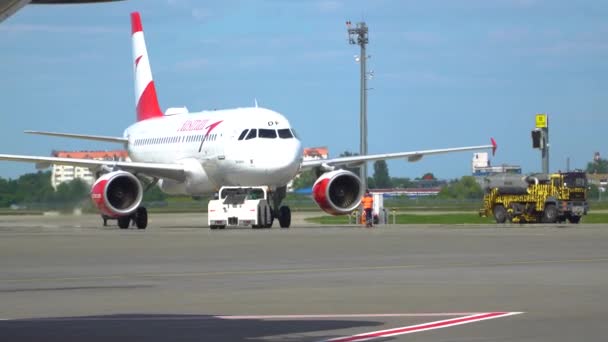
[1,0,607,180]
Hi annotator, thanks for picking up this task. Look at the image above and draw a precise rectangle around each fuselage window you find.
[238,129,249,140]
[245,129,257,140]
[259,129,277,139]
[277,128,293,139]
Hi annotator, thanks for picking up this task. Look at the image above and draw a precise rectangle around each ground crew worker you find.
[361,189,374,227]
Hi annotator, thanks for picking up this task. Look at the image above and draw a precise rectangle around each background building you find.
[51,150,129,189]
[472,152,521,176]
[303,147,328,161]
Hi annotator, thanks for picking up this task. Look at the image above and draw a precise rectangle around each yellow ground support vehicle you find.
[480,172,588,223]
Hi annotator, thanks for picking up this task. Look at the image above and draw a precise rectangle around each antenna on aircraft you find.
[254,98,259,108]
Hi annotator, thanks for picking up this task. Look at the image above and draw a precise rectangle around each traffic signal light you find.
[531,129,542,149]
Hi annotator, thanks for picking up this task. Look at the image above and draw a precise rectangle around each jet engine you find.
[90,171,143,217]
[312,169,364,215]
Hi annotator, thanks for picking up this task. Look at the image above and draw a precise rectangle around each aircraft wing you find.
[24,130,128,144]
[301,138,497,171]
[0,154,186,181]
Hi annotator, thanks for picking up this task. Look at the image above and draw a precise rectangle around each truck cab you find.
[208,186,273,229]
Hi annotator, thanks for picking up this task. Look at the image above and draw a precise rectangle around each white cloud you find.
[175,58,211,70]
[401,31,442,45]
[191,8,214,20]
[317,0,343,13]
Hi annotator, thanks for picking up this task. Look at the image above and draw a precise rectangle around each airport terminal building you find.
[50,150,129,189]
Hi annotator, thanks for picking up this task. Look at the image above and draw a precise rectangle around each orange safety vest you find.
[361,195,373,210]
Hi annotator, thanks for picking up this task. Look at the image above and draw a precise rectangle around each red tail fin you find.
[131,12,163,121]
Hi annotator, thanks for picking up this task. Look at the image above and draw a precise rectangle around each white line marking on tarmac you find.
[321,312,523,342]
[217,313,484,319]
[0,313,489,321]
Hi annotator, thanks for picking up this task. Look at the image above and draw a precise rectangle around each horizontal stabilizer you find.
[24,130,128,144]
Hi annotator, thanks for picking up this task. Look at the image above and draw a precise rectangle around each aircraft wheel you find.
[568,215,581,224]
[118,216,130,229]
[135,207,148,229]
[278,206,291,228]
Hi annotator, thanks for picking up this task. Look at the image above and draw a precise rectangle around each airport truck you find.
[479,171,588,224]
[208,186,273,229]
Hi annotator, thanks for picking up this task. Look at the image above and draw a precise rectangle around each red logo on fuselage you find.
[178,119,209,132]
[197,120,224,152]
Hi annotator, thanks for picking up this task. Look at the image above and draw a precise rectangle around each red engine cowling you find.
[90,171,143,217]
[312,169,364,215]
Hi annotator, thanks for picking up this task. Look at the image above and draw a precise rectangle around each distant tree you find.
[14,171,55,203]
[422,172,436,180]
[391,177,414,188]
[143,184,167,202]
[366,176,376,190]
[588,183,600,200]
[438,176,483,200]
[339,151,360,176]
[587,158,608,174]
[373,160,391,188]
[54,178,89,204]
[292,170,316,190]
[0,177,15,207]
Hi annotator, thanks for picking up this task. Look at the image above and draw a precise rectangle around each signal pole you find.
[531,113,549,174]
[347,21,369,190]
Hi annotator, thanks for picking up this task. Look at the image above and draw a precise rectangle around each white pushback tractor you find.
[208,186,273,229]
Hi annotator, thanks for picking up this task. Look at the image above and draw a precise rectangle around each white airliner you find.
[0,12,496,229]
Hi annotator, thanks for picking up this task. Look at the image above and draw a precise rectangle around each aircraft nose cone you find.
[257,139,302,178]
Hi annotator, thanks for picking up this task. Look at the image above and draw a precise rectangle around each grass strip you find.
[306,213,608,225]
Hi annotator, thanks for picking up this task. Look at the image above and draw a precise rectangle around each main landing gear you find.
[104,207,148,230]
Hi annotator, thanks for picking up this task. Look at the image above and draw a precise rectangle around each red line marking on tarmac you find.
[322,312,523,342]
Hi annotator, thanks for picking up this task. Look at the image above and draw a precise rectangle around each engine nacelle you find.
[312,169,364,215]
[90,171,143,217]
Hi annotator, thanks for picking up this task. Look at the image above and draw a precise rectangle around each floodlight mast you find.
[346,20,369,191]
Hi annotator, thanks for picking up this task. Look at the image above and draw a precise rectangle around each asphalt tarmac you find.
[1,213,607,341]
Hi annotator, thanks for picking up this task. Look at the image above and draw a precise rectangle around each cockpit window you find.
[290,128,299,139]
[277,128,293,139]
[238,129,249,140]
[259,129,277,139]
[245,129,257,140]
